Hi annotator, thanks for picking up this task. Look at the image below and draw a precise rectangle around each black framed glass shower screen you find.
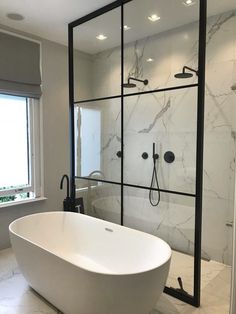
[68,0,206,308]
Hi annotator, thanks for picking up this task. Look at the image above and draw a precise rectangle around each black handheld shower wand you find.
[149,143,161,206]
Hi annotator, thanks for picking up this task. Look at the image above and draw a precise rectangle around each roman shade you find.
[0,32,41,98]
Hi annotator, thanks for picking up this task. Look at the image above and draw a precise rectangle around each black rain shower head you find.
[123,77,149,88]
[175,72,193,79]
[123,82,136,88]
[174,66,198,79]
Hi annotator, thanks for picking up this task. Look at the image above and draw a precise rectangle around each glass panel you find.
[75,178,121,225]
[74,98,121,183]
[123,0,199,95]
[123,87,197,194]
[0,94,29,190]
[73,7,121,102]
[123,186,195,297]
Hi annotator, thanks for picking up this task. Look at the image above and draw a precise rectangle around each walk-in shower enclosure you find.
[68,0,207,307]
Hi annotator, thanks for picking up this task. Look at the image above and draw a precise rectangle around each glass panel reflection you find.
[123,186,195,296]
[73,7,121,102]
[75,178,121,225]
[74,98,121,183]
[123,0,199,95]
[123,87,197,195]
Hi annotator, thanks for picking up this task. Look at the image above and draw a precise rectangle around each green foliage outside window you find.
[0,186,28,203]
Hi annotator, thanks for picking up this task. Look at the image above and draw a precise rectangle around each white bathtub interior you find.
[10,212,171,276]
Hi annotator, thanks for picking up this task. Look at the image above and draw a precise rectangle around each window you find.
[0,94,41,204]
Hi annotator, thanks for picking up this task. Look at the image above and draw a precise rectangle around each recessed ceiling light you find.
[146,58,154,62]
[183,33,189,40]
[96,34,107,41]
[183,0,196,6]
[124,25,131,31]
[148,14,160,22]
[6,13,24,21]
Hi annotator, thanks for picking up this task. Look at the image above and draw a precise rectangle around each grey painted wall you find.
[0,26,91,249]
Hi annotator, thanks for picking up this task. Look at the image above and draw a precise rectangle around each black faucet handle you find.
[142,152,149,159]
[152,143,159,160]
[116,151,122,158]
[153,153,159,160]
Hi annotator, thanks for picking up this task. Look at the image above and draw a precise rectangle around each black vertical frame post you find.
[121,1,124,226]
[194,0,207,307]
[68,26,76,202]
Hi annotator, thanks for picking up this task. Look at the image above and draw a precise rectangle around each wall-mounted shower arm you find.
[128,77,149,85]
[183,66,198,76]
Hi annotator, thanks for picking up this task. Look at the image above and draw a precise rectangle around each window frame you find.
[0,96,42,202]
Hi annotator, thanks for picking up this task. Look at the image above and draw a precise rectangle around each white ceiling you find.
[0,0,235,54]
[0,0,113,45]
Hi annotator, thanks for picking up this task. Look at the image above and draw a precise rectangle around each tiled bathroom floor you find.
[0,248,231,314]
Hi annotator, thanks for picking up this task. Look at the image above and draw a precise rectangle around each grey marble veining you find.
[207,12,235,46]
[138,99,171,134]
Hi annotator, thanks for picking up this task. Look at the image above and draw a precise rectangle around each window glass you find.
[0,94,41,204]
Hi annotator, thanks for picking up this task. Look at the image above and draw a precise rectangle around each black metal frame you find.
[68,0,207,307]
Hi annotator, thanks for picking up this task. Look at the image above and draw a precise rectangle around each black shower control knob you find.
[142,152,149,159]
[164,151,175,163]
[116,151,122,158]
[153,153,159,160]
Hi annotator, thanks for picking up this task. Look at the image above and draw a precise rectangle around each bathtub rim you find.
[9,211,172,276]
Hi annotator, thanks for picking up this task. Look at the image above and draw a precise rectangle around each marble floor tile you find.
[154,251,231,314]
[0,248,231,314]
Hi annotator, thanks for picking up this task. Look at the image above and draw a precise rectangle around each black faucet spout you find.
[60,174,70,198]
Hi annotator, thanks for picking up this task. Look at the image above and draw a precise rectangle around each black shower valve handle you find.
[153,153,159,160]
[116,151,122,158]
[142,152,149,159]
[152,143,159,160]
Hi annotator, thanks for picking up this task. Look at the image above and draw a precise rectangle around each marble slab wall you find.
[76,10,236,265]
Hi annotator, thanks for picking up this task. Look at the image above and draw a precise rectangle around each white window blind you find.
[0,31,41,99]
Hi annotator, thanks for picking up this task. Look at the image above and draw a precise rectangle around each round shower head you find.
[123,83,136,88]
[174,72,193,79]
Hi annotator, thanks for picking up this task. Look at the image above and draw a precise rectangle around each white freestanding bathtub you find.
[9,212,171,314]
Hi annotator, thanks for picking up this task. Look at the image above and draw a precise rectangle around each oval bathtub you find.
[9,212,171,314]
